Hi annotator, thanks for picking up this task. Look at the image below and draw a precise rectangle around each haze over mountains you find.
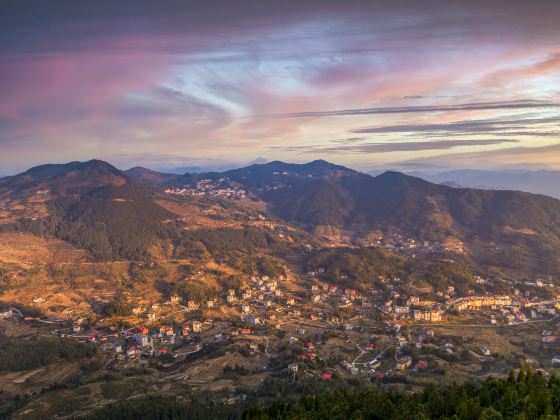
[407,169,560,199]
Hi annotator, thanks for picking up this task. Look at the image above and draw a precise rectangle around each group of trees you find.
[0,336,96,372]
[105,299,133,317]
[82,367,560,419]
[412,258,479,296]
[15,184,174,260]
[246,367,560,419]
[306,247,403,290]
[173,227,272,262]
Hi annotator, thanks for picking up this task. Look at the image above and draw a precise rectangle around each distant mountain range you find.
[402,169,560,199]
[3,159,560,275]
[154,157,270,175]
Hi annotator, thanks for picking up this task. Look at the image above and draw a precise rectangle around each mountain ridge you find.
[4,159,560,274]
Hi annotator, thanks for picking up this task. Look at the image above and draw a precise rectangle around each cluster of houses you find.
[64,318,214,360]
[358,233,464,255]
[165,179,248,199]
[448,294,560,324]
[450,295,513,311]
[308,282,370,309]
[382,295,443,323]
[222,275,308,326]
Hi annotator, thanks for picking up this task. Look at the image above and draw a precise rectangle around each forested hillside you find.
[84,367,560,419]
[10,183,174,260]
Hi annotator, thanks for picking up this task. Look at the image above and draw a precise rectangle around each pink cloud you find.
[0,37,175,125]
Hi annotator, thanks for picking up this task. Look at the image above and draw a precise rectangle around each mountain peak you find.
[305,159,340,169]
[4,159,128,193]
[254,159,354,174]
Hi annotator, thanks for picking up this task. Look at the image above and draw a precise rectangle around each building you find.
[393,305,408,315]
[0,308,13,319]
[192,321,202,333]
[412,309,442,322]
[159,326,174,336]
[134,334,149,346]
[453,295,512,311]
[416,360,428,369]
[125,346,137,357]
[249,342,259,353]
[243,314,261,325]
[396,356,413,370]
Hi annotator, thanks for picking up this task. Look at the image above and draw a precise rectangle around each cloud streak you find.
[270,139,519,154]
[351,116,560,134]
[272,101,560,119]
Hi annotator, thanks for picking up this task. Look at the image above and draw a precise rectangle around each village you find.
[165,178,249,200]
[3,263,560,389]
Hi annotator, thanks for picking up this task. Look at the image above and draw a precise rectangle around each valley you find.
[1,160,560,418]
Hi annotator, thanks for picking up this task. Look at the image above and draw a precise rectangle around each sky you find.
[1,0,560,175]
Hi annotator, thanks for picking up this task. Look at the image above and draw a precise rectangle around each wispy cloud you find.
[269,139,519,154]
[272,101,560,119]
[351,115,560,134]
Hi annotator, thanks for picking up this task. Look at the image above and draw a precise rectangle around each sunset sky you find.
[1,0,560,174]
